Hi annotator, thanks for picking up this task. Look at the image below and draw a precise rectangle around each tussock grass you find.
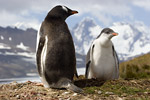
[119,53,150,79]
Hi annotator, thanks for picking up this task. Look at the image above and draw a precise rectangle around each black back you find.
[36,5,77,84]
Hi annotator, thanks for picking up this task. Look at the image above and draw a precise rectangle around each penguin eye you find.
[62,6,68,12]
[106,31,109,34]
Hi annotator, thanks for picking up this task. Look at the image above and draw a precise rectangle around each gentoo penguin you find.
[85,28,119,81]
[36,5,82,93]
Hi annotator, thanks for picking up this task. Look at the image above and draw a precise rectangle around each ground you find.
[0,77,150,100]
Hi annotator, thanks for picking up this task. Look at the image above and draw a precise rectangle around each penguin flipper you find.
[36,36,45,77]
[112,45,119,69]
[112,45,119,78]
[74,68,79,78]
[85,60,91,78]
[85,44,95,78]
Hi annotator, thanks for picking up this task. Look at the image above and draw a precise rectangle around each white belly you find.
[89,45,117,80]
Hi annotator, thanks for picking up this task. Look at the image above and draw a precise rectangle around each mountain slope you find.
[111,22,150,61]
[120,53,150,79]
[0,26,86,78]
[71,17,102,54]
[0,26,37,52]
[0,26,37,78]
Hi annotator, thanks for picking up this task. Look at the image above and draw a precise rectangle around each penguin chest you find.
[91,45,116,79]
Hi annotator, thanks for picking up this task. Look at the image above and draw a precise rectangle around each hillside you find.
[120,53,150,79]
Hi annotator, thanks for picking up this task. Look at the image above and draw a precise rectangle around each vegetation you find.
[119,53,150,79]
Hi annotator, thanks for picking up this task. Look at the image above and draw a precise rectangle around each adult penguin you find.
[85,28,119,81]
[36,5,82,93]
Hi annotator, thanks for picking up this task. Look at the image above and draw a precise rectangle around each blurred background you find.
[0,0,150,83]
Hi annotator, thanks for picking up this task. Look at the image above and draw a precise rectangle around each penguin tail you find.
[66,82,83,93]
[55,78,83,93]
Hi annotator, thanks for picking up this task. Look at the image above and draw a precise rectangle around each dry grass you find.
[119,53,150,79]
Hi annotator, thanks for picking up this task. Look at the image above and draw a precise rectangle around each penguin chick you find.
[36,5,82,93]
[85,28,119,81]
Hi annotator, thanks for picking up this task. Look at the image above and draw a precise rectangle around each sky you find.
[0,0,150,30]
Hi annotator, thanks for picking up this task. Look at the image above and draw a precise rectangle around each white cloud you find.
[132,0,150,11]
[0,10,40,30]
[0,0,148,29]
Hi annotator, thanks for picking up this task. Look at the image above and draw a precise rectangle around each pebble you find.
[72,93,77,96]
[16,95,20,99]
[144,92,148,94]
[121,93,127,97]
[105,92,114,95]
[11,81,17,85]
[97,90,102,94]
[117,97,123,100]
[62,92,69,95]
[130,80,137,84]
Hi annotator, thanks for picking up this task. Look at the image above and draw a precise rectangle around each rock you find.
[98,90,102,94]
[16,95,20,99]
[72,93,78,96]
[117,97,123,100]
[105,92,114,95]
[62,92,69,95]
[11,81,17,85]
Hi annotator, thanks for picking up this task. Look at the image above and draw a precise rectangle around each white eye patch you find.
[62,6,68,12]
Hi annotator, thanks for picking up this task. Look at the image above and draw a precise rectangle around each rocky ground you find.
[0,77,150,100]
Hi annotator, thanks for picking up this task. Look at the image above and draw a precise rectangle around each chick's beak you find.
[112,32,118,36]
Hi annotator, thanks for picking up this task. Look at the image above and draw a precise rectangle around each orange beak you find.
[71,10,78,14]
[112,32,118,36]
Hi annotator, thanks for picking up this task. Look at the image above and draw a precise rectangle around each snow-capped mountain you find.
[71,17,102,54]
[0,26,37,52]
[71,17,150,61]
[111,22,150,61]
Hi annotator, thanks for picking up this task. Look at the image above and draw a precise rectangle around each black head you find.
[46,5,78,20]
[97,28,118,39]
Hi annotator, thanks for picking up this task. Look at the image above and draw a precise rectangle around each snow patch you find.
[9,37,12,41]
[77,58,83,62]
[0,43,11,49]
[89,25,102,37]
[0,36,4,40]
[16,42,29,51]
[14,22,40,30]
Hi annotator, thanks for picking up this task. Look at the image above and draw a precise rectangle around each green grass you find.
[83,80,148,97]
[84,86,99,94]
[119,53,150,79]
